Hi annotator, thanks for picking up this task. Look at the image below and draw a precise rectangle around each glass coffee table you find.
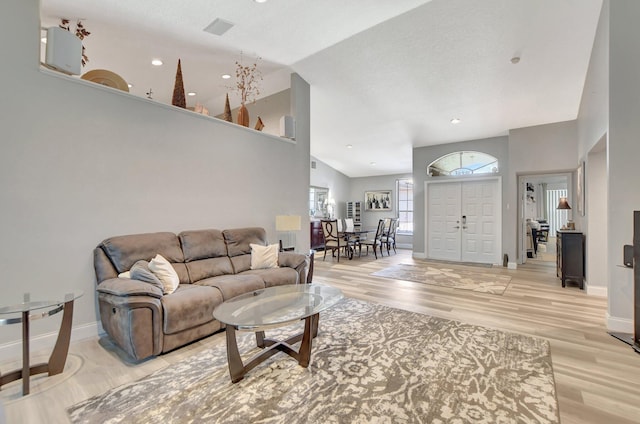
[213,284,343,383]
[0,292,82,395]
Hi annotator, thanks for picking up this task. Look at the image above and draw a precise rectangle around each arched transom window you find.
[427,151,499,177]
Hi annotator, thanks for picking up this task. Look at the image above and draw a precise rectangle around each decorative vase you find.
[254,116,264,131]
[171,59,186,108]
[237,104,250,127]
[223,94,233,122]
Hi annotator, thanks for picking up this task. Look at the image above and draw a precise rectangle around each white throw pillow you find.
[118,271,131,279]
[149,254,180,294]
[250,243,279,270]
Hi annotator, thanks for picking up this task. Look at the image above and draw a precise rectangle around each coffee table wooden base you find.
[225,313,319,383]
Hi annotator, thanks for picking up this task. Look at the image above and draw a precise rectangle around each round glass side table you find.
[0,292,82,395]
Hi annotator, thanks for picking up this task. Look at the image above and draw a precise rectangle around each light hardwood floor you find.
[2,248,640,423]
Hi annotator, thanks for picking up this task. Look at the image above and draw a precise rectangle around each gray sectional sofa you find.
[93,227,309,361]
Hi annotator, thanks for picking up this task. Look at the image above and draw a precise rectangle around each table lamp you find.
[556,197,574,229]
[276,215,301,251]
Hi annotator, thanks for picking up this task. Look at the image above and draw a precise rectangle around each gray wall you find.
[349,173,413,248]
[0,0,310,349]
[507,121,579,264]
[412,137,509,259]
[606,0,640,328]
[579,2,609,298]
[310,156,351,218]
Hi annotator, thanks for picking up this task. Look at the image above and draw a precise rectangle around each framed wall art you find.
[365,190,392,211]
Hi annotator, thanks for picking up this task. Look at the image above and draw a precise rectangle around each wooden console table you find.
[0,292,81,395]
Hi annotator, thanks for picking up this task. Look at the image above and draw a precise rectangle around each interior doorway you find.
[425,177,502,264]
[518,173,572,265]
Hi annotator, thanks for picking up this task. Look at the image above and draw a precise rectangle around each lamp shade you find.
[556,197,571,210]
[276,215,301,232]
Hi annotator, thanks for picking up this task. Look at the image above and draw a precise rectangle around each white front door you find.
[460,180,500,263]
[427,183,462,261]
[427,178,501,264]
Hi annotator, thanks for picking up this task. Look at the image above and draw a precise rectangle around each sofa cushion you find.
[161,284,223,334]
[98,232,190,284]
[195,274,265,300]
[179,229,228,261]
[129,260,164,293]
[250,243,279,270]
[149,254,180,295]
[223,227,267,257]
[241,267,300,287]
[179,229,234,282]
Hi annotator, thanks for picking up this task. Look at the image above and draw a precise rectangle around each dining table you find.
[339,228,374,259]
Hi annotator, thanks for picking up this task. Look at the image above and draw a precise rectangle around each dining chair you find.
[360,219,386,259]
[344,218,355,232]
[381,218,399,254]
[321,219,355,262]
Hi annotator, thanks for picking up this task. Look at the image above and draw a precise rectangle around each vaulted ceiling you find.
[41,0,603,177]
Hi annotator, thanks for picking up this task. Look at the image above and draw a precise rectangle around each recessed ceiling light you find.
[370,162,376,166]
[254,0,268,3]
[187,92,196,96]
[128,83,133,88]
[450,118,461,124]
[222,74,231,79]
[151,59,163,66]
[346,144,353,149]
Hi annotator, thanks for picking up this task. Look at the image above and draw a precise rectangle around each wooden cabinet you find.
[556,230,584,289]
[310,220,324,250]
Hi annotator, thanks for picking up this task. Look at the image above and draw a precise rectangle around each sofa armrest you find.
[278,252,306,269]
[97,278,163,299]
[278,252,309,284]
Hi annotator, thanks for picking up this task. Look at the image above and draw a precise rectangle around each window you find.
[396,179,413,234]
[427,151,499,177]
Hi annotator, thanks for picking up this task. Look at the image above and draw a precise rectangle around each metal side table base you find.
[0,293,80,396]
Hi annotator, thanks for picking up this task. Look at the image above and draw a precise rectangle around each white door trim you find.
[425,176,502,264]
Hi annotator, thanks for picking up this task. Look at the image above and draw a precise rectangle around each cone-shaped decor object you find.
[223,93,233,122]
[237,104,250,127]
[254,116,265,131]
[172,59,186,108]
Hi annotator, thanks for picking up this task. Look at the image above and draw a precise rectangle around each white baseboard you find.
[586,284,607,297]
[0,321,100,363]
[606,313,633,334]
[412,251,427,259]
[507,262,517,269]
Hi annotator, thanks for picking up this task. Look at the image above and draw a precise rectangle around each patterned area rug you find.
[68,299,558,424]
[372,263,512,295]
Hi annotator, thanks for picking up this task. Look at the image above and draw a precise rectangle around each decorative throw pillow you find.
[149,254,180,295]
[118,271,131,279]
[250,243,279,270]
[130,260,164,293]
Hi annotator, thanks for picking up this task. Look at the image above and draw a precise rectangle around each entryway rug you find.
[68,299,558,424]
[372,263,512,295]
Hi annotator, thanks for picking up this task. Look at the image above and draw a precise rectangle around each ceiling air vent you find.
[311,161,317,169]
[203,18,235,36]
